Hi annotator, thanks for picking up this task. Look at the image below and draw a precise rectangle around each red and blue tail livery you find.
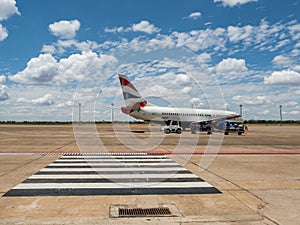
[119,74,147,114]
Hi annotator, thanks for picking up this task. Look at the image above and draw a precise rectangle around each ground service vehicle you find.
[161,121,182,134]
[191,121,245,135]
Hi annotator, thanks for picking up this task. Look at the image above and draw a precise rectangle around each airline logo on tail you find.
[119,74,147,114]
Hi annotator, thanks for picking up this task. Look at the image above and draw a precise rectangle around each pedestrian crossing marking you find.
[3,154,221,196]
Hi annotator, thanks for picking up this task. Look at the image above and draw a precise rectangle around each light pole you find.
[239,104,243,117]
[78,103,81,125]
[279,105,282,125]
[111,103,114,123]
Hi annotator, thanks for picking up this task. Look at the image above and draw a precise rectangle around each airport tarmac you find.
[0,124,299,224]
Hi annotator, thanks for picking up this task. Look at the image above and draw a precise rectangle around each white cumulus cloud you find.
[56,100,73,108]
[174,74,192,86]
[264,70,300,85]
[32,93,55,106]
[0,23,8,41]
[105,20,160,34]
[0,0,20,20]
[16,98,29,103]
[283,101,298,107]
[0,84,8,101]
[172,28,227,52]
[0,75,6,83]
[104,26,124,33]
[0,0,20,41]
[17,94,56,106]
[9,54,59,84]
[214,0,257,7]
[272,55,292,67]
[215,58,248,75]
[227,25,253,43]
[232,95,270,105]
[9,51,118,85]
[41,44,57,54]
[293,65,300,72]
[288,23,300,40]
[261,109,270,115]
[187,12,202,20]
[189,97,205,108]
[288,111,300,115]
[196,52,211,64]
[57,51,118,84]
[49,20,80,39]
[131,20,161,34]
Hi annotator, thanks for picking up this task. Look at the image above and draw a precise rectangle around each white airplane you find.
[118,74,242,133]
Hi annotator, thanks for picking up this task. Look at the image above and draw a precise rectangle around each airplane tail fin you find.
[118,74,147,114]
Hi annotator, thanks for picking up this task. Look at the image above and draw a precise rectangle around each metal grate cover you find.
[119,207,172,217]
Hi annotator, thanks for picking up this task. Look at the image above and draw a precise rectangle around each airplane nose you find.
[228,113,241,119]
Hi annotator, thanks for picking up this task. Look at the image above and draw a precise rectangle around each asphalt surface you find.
[0,124,299,224]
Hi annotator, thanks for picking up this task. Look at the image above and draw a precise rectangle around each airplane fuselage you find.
[129,106,239,123]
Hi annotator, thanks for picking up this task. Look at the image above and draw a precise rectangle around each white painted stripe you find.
[28,173,199,179]
[40,167,187,172]
[48,163,180,166]
[60,155,164,159]
[13,182,213,189]
[56,158,172,162]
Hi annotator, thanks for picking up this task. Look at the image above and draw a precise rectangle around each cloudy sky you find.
[0,0,300,121]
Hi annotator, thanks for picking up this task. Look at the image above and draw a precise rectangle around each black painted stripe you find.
[53,160,175,163]
[45,165,182,168]
[36,170,193,175]
[22,177,204,183]
[59,157,169,160]
[3,187,221,196]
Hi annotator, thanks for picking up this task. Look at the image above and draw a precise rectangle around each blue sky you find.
[0,0,300,121]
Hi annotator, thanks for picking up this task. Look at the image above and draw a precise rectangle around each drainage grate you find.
[118,207,172,217]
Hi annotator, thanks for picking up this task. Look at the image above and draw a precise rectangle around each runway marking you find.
[3,153,220,196]
[0,152,299,156]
